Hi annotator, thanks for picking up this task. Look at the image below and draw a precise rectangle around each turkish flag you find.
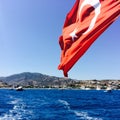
[58,0,120,77]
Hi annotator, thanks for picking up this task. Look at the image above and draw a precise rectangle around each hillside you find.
[0,72,75,88]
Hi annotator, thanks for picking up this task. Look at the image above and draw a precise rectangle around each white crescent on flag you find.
[79,0,101,34]
[70,0,101,40]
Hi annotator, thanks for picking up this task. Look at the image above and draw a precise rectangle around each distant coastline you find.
[0,72,120,90]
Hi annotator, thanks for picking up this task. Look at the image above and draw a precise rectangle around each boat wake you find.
[58,99,103,120]
[0,97,32,120]
[74,111,103,120]
[58,99,70,109]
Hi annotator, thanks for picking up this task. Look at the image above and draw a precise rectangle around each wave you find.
[58,99,70,109]
[9,99,21,105]
[58,99,103,120]
[0,97,32,120]
[58,99,70,106]
[74,111,103,120]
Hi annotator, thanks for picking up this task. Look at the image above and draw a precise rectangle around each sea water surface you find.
[0,89,120,120]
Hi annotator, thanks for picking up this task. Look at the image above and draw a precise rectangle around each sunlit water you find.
[0,89,120,120]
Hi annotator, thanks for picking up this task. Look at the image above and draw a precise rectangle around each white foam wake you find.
[58,99,102,120]
[0,97,32,120]
[58,99,70,109]
[74,111,103,120]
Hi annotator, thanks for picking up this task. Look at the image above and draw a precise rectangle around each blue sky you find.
[0,0,120,80]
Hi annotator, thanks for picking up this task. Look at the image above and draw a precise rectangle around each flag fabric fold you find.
[58,0,120,77]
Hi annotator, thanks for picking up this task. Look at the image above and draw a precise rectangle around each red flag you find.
[58,0,120,77]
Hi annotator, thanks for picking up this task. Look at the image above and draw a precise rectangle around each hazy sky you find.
[0,0,120,80]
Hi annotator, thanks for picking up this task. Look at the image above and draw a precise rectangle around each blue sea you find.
[0,89,120,120]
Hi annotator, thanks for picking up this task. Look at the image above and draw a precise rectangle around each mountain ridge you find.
[0,72,75,88]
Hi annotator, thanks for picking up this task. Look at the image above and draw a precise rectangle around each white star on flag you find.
[70,29,78,41]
